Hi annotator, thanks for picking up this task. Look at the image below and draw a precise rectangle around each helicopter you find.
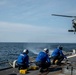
[51,14,76,34]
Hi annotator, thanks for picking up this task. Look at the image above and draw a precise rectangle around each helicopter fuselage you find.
[72,19,76,30]
[52,14,76,34]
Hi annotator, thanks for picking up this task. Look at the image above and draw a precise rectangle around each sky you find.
[0,0,76,43]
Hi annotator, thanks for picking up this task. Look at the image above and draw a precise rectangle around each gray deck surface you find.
[0,66,63,75]
[0,54,76,75]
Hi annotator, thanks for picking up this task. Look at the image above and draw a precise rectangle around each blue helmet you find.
[58,45,63,50]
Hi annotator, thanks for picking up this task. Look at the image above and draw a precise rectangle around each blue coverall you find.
[17,53,29,70]
[36,51,50,69]
[51,48,67,65]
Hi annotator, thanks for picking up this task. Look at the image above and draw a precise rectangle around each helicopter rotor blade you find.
[52,14,76,18]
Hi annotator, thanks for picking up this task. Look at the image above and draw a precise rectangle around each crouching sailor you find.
[17,49,29,70]
[51,45,67,65]
[35,48,51,72]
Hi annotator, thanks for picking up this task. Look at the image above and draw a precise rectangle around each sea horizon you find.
[0,42,76,44]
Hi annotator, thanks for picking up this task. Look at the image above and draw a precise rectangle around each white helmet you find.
[23,49,29,53]
[43,48,49,53]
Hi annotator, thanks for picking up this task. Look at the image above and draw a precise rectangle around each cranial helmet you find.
[58,45,63,50]
[23,49,29,53]
[43,48,49,53]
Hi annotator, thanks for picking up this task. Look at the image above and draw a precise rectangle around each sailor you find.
[17,49,29,70]
[51,45,67,65]
[35,48,51,72]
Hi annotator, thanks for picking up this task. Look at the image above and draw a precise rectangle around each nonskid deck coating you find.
[0,66,63,75]
[0,54,76,75]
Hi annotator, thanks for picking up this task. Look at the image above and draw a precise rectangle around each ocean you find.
[0,42,76,69]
